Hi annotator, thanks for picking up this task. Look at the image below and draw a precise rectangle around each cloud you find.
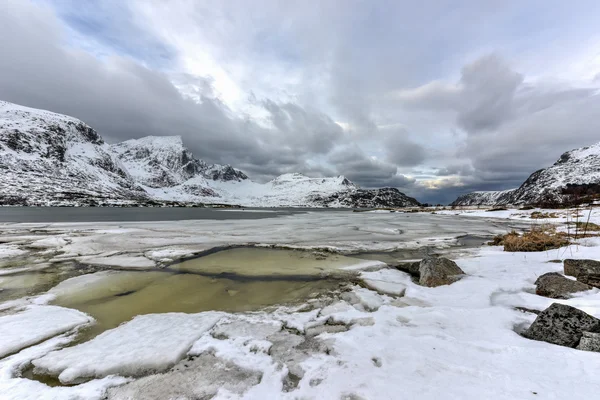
[393,53,600,202]
[0,0,346,183]
[381,127,427,167]
[3,1,600,204]
[328,146,416,188]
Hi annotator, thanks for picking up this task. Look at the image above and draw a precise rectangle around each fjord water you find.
[0,207,313,222]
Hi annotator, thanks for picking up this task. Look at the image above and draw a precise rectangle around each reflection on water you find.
[50,248,355,342]
[169,247,366,277]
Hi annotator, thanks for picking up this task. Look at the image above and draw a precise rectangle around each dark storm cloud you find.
[394,53,600,202]
[0,1,345,182]
[328,146,416,188]
[4,1,600,205]
[382,127,427,167]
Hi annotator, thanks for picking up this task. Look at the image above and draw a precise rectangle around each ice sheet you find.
[0,305,92,358]
[32,312,223,384]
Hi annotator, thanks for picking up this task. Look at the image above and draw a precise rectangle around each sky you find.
[1,1,600,204]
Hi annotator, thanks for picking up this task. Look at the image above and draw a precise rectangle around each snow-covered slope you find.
[451,142,600,207]
[145,172,420,208]
[0,101,420,208]
[0,101,149,206]
[451,189,516,207]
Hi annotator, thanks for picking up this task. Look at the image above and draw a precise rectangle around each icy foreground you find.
[1,210,600,399]
[0,101,418,208]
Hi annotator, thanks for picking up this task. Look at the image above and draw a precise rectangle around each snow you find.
[0,305,92,358]
[1,210,600,398]
[32,312,223,384]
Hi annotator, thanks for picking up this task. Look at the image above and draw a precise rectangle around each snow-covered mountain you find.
[450,189,516,207]
[451,142,600,207]
[0,101,149,206]
[0,101,420,208]
[111,136,247,199]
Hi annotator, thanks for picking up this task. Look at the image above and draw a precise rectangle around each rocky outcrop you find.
[395,261,421,277]
[419,257,465,287]
[564,259,600,288]
[522,303,600,348]
[534,272,592,299]
[394,257,465,287]
[451,141,600,207]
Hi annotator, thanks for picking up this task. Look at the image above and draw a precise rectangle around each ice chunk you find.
[361,269,412,296]
[353,288,385,311]
[0,305,92,358]
[32,312,223,384]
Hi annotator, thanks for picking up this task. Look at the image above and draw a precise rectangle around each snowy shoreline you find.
[1,209,600,399]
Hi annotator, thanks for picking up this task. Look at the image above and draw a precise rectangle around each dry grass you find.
[530,211,558,219]
[569,221,600,232]
[490,226,569,252]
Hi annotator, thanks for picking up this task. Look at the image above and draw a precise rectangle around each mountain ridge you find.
[0,100,420,208]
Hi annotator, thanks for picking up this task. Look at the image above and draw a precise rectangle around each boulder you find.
[564,259,600,288]
[395,261,421,277]
[522,303,600,347]
[577,331,600,352]
[534,272,592,299]
[418,256,465,287]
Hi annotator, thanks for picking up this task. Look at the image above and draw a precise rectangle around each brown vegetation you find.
[569,221,600,232]
[490,226,569,252]
[530,211,558,219]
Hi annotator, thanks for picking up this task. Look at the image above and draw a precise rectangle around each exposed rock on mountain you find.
[0,101,420,208]
[111,136,247,189]
[451,142,600,207]
[309,187,420,208]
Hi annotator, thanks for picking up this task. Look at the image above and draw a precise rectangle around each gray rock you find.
[395,261,421,277]
[534,272,592,299]
[576,331,600,352]
[522,303,600,347]
[418,256,465,287]
[564,259,600,288]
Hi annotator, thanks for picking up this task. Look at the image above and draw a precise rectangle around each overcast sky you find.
[1,1,600,203]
